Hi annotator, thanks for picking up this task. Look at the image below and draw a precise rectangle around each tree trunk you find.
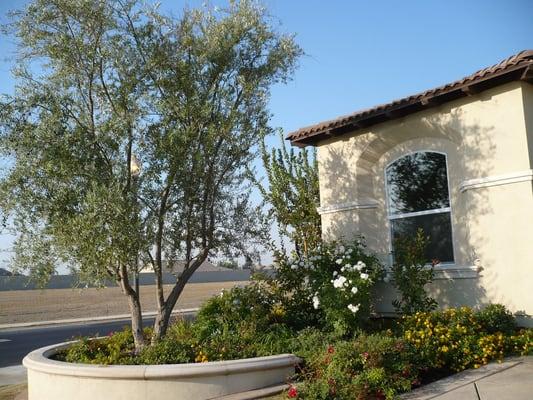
[151,278,186,344]
[151,254,207,344]
[118,264,145,352]
[127,292,145,353]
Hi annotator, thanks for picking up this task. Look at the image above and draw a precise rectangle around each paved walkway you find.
[0,365,25,385]
[401,357,533,400]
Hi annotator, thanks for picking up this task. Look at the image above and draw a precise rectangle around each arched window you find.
[385,151,454,263]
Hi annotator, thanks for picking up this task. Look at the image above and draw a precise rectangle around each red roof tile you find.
[288,50,533,146]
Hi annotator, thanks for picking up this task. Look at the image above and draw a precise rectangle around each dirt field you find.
[0,282,245,325]
[0,384,26,400]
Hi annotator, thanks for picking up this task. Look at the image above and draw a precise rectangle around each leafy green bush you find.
[476,304,516,334]
[391,229,438,315]
[137,338,193,365]
[274,239,384,336]
[58,327,137,365]
[400,305,528,372]
[170,285,299,362]
[137,321,195,364]
[293,333,418,400]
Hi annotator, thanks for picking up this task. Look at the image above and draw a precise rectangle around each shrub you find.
[391,229,438,315]
[137,338,193,365]
[400,305,529,372]
[274,239,384,336]
[293,333,418,400]
[476,304,516,334]
[137,321,195,364]
[508,329,532,355]
[58,327,137,365]
[190,284,300,361]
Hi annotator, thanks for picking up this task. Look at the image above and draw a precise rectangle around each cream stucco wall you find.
[316,81,533,322]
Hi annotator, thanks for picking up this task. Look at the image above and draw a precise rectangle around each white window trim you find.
[384,150,456,264]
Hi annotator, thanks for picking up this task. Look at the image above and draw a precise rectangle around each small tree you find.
[253,131,321,257]
[391,229,438,315]
[0,0,301,351]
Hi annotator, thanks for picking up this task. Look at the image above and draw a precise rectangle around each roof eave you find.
[288,61,533,147]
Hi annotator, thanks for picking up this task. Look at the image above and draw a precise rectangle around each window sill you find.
[432,265,482,280]
[384,265,482,281]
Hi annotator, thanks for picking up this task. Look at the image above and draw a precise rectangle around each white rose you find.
[336,259,343,265]
[332,275,347,288]
[361,273,369,280]
[347,304,360,313]
[312,295,320,310]
[351,287,358,294]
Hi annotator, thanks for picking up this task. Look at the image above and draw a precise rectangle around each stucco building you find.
[287,50,533,325]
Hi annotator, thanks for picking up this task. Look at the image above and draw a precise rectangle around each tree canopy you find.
[254,131,321,258]
[0,0,302,349]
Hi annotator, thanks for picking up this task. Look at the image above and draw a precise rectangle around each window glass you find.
[386,152,449,215]
[386,151,454,263]
[391,212,454,263]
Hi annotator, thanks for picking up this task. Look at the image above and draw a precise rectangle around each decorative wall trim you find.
[460,169,533,192]
[317,200,379,215]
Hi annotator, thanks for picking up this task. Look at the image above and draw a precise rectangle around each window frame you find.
[384,150,456,266]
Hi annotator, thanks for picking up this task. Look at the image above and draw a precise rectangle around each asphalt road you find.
[0,314,194,368]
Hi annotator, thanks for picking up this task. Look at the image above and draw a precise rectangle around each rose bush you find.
[274,239,384,335]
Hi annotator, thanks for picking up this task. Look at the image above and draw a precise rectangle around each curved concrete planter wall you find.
[23,341,300,400]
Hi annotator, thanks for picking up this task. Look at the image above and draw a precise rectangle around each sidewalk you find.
[0,365,26,386]
[401,356,533,400]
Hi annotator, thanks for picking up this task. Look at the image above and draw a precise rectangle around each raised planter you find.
[23,341,300,400]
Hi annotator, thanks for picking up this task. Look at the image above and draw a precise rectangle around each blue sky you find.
[0,0,532,267]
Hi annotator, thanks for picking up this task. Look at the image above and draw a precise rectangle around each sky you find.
[0,0,532,269]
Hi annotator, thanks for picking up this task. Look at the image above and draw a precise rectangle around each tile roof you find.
[287,50,533,147]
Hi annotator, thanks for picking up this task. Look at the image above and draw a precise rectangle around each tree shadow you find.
[314,101,528,318]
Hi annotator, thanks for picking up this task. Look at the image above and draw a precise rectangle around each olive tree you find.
[0,0,301,351]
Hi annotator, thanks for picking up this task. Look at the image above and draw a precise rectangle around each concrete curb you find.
[0,308,199,331]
